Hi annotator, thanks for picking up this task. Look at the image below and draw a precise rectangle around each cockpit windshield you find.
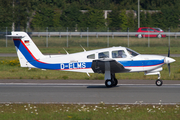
[126,48,139,56]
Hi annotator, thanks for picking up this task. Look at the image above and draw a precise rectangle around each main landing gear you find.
[105,74,118,87]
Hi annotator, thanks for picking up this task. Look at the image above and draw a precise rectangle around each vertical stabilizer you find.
[10,32,44,67]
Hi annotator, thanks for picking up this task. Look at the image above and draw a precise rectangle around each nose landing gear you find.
[155,73,163,86]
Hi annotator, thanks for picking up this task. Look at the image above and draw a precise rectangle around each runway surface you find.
[0,80,180,104]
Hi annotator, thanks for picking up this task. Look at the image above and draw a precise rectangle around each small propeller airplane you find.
[7,32,175,87]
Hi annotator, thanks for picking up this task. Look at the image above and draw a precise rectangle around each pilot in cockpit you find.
[118,50,126,58]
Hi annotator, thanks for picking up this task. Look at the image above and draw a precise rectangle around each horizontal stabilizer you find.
[6,35,25,38]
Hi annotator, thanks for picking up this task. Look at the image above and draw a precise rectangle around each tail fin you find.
[9,32,44,67]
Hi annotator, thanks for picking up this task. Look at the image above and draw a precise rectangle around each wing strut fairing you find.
[91,59,130,74]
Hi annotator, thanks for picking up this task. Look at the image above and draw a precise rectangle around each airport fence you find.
[0,27,180,48]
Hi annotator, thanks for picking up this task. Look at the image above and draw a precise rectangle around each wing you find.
[91,58,130,73]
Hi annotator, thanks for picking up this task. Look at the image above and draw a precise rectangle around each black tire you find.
[155,79,163,86]
[112,78,118,86]
[105,80,113,87]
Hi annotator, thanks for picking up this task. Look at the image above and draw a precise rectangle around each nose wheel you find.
[155,73,163,86]
[155,79,163,86]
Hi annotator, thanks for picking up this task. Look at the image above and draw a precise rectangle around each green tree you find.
[52,10,61,28]
[0,0,13,28]
[0,0,36,30]
[31,4,54,29]
[87,9,105,30]
[161,4,180,29]
[151,12,165,28]
[60,3,81,30]
[140,11,147,27]
[107,8,121,31]
[119,9,128,31]
[78,9,105,31]
[13,0,37,30]
[127,10,135,31]
[146,12,153,27]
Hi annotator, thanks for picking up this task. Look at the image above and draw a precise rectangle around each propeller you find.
[166,33,175,76]
[167,46,170,76]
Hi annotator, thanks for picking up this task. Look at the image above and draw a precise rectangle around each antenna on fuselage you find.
[80,45,86,52]
[63,48,69,55]
[86,72,90,77]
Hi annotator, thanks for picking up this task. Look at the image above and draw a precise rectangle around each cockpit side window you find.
[126,48,139,56]
[112,50,127,58]
[98,51,109,58]
[87,54,95,59]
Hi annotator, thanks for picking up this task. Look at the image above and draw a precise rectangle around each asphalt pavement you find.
[0,79,180,104]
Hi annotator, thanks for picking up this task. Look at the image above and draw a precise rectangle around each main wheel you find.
[112,78,118,86]
[155,79,163,86]
[105,80,113,87]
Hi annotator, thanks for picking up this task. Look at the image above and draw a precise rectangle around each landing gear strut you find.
[155,73,163,86]
[145,72,163,86]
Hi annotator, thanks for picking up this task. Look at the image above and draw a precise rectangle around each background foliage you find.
[0,0,180,31]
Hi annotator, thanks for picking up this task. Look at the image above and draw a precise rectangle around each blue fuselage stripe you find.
[119,60,164,67]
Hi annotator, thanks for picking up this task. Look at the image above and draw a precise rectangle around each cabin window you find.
[98,51,109,58]
[112,50,127,58]
[126,48,139,56]
[87,54,95,59]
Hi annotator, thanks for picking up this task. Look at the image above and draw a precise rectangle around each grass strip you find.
[0,103,179,120]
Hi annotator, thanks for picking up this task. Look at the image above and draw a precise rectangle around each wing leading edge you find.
[91,59,130,73]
